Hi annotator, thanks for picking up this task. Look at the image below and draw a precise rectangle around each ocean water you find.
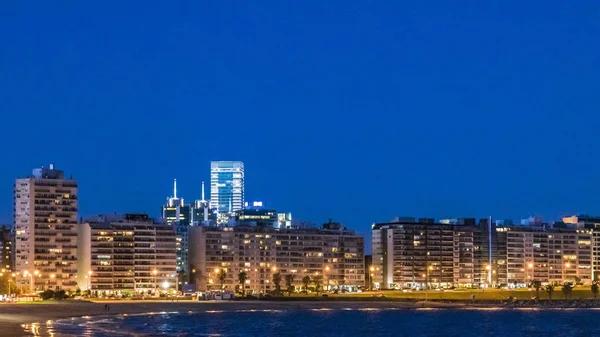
[24,307,600,337]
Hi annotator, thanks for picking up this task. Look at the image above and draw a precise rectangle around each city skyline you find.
[2,161,600,255]
[2,2,600,250]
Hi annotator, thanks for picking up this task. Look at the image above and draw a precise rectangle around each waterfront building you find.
[372,217,594,289]
[188,220,365,294]
[210,161,244,223]
[77,214,177,295]
[0,225,12,271]
[561,215,600,281]
[14,164,78,291]
[372,219,479,289]
[498,225,592,285]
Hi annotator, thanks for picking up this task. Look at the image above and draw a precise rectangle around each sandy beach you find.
[0,300,421,336]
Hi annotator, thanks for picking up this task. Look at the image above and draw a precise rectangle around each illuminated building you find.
[372,218,594,289]
[0,225,12,272]
[188,220,365,293]
[160,179,190,278]
[372,220,470,289]
[235,201,277,228]
[190,181,216,226]
[210,161,244,223]
[161,179,190,226]
[498,225,592,285]
[77,214,177,294]
[560,215,600,281]
[14,164,79,291]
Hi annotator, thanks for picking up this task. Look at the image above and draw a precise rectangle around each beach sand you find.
[0,300,420,336]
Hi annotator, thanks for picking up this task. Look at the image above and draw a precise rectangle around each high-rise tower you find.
[161,179,190,279]
[14,164,79,291]
[210,161,244,223]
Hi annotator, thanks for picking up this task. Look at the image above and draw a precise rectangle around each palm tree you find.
[272,272,282,296]
[218,269,227,290]
[285,274,295,296]
[530,280,542,299]
[313,275,323,295]
[562,282,574,299]
[302,276,311,294]
[591,282,599,299]
[545,284,554,299]
[238,271,247,296]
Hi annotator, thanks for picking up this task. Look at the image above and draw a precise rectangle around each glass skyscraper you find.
[210,161,244,223]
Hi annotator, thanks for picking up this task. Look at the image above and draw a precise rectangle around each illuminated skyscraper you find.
[161,179,190,279]
[210,161,244,223]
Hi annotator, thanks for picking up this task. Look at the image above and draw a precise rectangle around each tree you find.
[285,274,295,296]
[54,290,67,300]
[592,282,599,299]
[302,276,311,294]
[0,275,9,295]
[545,284,554,299]
[562,282,574,299]
[530,280,542,299]
[313,275,323,295]
[218,269,227,290]
[272,272,282,296]
[40,290,55,300]
[238,271,247,296]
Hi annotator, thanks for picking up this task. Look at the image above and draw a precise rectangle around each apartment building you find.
[373,217,594,289]
[562,215,600,281]
[77,214,177,295]
[189,221,365,293]
[372,219,483,289]
[14,164,78,291]
[0,225,12,272]
[499,226,593,286]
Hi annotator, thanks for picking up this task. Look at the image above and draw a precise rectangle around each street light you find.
[368,266,375,290]
[153,269,158,294]
[323,266,330,291]
[24,270,38,293]
[485,265,492,287]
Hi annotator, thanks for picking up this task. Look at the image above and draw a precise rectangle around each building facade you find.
[77,214,177,295]
[0,225,12,272]
[189,222,365,294]
[160,179,191,279]
[210,161,244,223]
[372,218,594,289]
[499,226,592,286]
[372,220,479,289]
[14,164,78,291]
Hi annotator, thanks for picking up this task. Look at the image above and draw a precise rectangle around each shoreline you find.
[5,299,600,336]
[4,300,418,336]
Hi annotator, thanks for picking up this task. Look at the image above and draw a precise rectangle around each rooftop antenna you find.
[201,181,205,201]
[173,178,177,199]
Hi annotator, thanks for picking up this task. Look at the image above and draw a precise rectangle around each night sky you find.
[2,2,600,252]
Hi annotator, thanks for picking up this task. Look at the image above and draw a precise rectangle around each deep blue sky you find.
[1,2,600,251]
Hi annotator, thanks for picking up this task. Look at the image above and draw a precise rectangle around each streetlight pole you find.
[153,269,158,295]
[324,266,330,292]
